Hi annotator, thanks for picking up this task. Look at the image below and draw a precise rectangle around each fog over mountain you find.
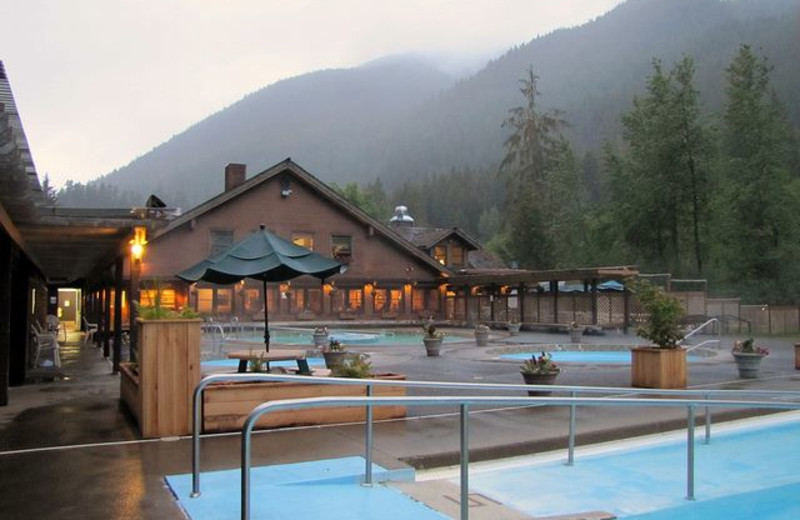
[86,0,800,209]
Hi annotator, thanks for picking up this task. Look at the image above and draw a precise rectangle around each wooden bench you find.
[226,349,311,374]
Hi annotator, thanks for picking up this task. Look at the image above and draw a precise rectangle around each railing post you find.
[191,382,204,497]
[704,392,711,445]
[460,403,470,520]
[686,404,696,501]
[242,420,254,520]
[364,384,374,486]
[567,390,577,466]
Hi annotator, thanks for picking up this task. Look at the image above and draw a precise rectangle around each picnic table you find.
[226,349,312,374]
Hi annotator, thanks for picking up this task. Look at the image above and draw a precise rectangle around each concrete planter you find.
[732,352,765,379]
[569,328,583,343]
[507,323,521,336]
[312,332,329,348]
[521,372,560,396]
[631,347,687,389]
[475,330,490,346]
[323,350,347,369]
[423,337,443,357]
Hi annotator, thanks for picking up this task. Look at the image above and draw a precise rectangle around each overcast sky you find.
[1,0,622,187]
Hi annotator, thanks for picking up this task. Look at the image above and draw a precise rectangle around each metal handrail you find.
[681,317,720,343]
[189,372,800,497]
[686,339,721,352]
[241,395,800,520]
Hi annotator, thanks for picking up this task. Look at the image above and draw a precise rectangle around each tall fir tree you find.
[717,45,800,302]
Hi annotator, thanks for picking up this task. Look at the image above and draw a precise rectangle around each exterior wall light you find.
[130,226,148,261]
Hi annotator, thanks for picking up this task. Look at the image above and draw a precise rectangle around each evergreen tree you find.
[498,67,579,269]
[40,174,58,205]
[717,45,799,302]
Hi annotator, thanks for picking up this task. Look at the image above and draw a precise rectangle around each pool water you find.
[462,416,800,519]
[500,351,702,364]
[224,329,453,346]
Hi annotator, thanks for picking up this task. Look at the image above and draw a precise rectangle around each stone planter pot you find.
[507,323,521,336]
[312,332,329,348]
[631,347,687,389]
[323,351,347,369]
[732,352,765,379]
[521,372,560,396]
[569,328,583,343]
[475,330,490,346]
[423,337,443,357]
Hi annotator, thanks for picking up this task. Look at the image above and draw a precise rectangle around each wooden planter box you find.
[203,374,407,433]
[119,318,202,438]
[631,347,687,389]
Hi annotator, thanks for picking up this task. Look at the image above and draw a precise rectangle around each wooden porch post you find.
[103,283,111,357]
[551,281,559,323]
[113,256,124,373]
[0,232,11,405]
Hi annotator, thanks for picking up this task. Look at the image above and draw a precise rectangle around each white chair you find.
[83,316,98,346]
[31,326,61,368]
[46,314,66,341]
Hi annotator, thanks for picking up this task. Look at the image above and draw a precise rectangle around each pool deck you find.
[1,328,799,519]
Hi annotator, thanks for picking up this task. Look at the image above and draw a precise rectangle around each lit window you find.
[348,289,363,311]
[140,289,176,308]
[210,230,234,256]
[197,289,213,313]
[373,289,387,311]
[389,289,403,311]
[292,233,314,250]
[433,245,447,265]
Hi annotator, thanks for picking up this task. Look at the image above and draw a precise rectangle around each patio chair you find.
[46,314,67,341]
[83,316,98,346]
[31,325,61,368]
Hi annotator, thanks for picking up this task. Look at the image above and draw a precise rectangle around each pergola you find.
[447,265,639,330]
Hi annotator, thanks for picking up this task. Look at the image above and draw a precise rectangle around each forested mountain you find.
[67,0,799,210]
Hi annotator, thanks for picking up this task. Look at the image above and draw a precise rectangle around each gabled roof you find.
[393,225,482,251]
[154,158,450,276]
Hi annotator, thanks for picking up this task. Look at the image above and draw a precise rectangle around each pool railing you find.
[240,394,800,520]
[190,373,800,501]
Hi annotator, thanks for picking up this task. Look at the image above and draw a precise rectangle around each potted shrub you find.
[507,318,521,336]
[312,326,329,348]
[422,323,444,357]
[568,321,583,343]
[322,338,347,369]
[731,338,769,378]
[629,279,687,388]
[332,354,373,378]
[520,352,561,396]
[474,323,490,346]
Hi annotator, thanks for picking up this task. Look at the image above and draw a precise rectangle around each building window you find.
[210,230,234,256]
[433,245,447,265]
[412,288,425,312]
[388,289,403,311]
[449,245,465,266]
[373,289,387,312]
[292,232,314,251]
[331,235,353,264]
[347,289,363,311]
[215,289,233,314]
[244,289,260,314]
[140,289,176,309]
[197,289,213,314]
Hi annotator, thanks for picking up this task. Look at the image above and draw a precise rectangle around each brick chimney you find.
[224,163,246,191]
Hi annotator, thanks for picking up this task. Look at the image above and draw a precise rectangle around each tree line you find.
[338,45,799,304]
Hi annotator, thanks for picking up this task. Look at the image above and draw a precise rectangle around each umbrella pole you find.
[263,278,270,353]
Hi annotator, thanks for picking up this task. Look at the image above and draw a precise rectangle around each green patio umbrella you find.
[177,224,343,351]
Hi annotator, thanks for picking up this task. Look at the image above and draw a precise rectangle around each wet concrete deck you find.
[1,329,799,519]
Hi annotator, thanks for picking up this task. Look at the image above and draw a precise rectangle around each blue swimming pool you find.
[462,415,800,519]
[220,328,457,346]
[500,350,703,364]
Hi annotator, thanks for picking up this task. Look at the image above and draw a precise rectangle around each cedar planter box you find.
[203,374,407,433]
[631,347,687,389]
[119,318,202,438]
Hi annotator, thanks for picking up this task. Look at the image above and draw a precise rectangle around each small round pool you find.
[500,351,703,364]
